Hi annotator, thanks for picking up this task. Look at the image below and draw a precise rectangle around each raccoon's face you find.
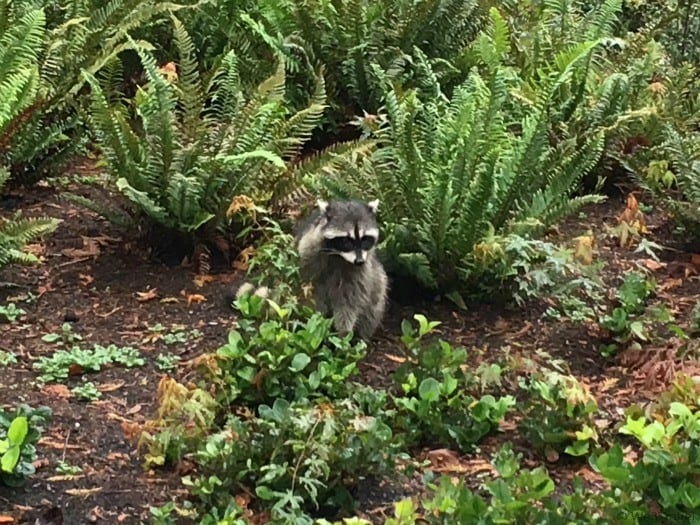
[317,199,380,266]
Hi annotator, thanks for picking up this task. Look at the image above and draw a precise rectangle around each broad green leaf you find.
[418,377,441,402]
[1,445,20,473]
[290,353,311,372]
[7,417,28,445]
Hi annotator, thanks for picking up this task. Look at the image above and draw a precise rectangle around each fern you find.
[316,8,634,293]
[0,167,60,271]
[1,0,197,183]
[244,0,488,129]
[81,18,374,254]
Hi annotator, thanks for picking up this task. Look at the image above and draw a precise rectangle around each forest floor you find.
[1,170,699,525]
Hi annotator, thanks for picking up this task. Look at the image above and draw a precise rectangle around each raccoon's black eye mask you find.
[323,235,375,253]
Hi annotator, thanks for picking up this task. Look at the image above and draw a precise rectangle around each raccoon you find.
[295,198,388,340]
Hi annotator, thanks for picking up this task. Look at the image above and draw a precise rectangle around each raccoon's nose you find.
[354,257,365,266]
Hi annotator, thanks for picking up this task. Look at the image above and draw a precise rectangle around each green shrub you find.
[211,292,368,406]
[392,315,514,451]
[186,391,397,524]
[591,397,700,522]
[518,369,600,460]
[0,404,52,487]
[0,1,73,215]
[379,443,644,525]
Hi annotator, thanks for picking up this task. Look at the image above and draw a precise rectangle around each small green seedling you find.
[0,351,17,366]
[72,382,101,401]
[56,461,83,475]
[0,303,26,323]
[155,353,181,372]
[34,344,144,383]
[41,323,83,346]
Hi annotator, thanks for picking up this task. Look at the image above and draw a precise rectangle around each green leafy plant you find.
[245,0,487,128]
[144,323,201,345]
[381,442,643,525]
[210,292,368,406]
[518,369,600,460]
[1,170,59,271]
[55,461,83,476]
[1,0,204,184]
[0,303,26,323]
[0,404,52,486]
[155,353,181,372]
[184,391,397,523]
[33,343,144,383]
[0,350,17,366]
[0,417,28,475]
[598,271,658,356]
[321,29,611,292]
[41,322,83,346]
[392,315,514,451]
[71,381,102,401]
[591,399,700,522]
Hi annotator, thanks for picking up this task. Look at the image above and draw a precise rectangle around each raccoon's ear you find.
[317,199,329,213]
[368,199,379,214]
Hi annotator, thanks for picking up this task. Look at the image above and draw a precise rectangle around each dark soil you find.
[1,173,699,524]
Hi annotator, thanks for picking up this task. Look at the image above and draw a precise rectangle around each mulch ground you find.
[1,172,699,524]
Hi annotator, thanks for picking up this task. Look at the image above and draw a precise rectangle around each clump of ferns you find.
[73,15,376,263]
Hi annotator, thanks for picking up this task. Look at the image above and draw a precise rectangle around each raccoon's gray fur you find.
[295,198,388,340]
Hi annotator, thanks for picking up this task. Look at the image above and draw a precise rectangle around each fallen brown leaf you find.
[65,487,102,497]
[46,474,86,482]
[658,278,684,292]
[88,505,107,521]
[232,246,256,272]
[639,259,665,271]
[98,381,125,393]
[193,274,215,288]
[61,237,101,259]
[136,288,158,302]
[426,448,463,472]
[68,363,85,377]
[106,452,131,462]
[597,377,620,392]
[126,404,142,415]
[158,62,178,83]
[94,306,123,318]
[187,293,206,306]
[79,274,94,287]
[227,194,257,217]
[0,516,15,524]
[37,438,84,450]
[41,384,72,399]
[575,466,604,483]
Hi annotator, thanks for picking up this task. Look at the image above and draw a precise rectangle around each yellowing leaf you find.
[136,288,158,302]
[573,233,595,265]
[187,294,206,306]
[193,274,215,288]
[233,246,255,272]
[158,62,178,83]
[227,194,257,218]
